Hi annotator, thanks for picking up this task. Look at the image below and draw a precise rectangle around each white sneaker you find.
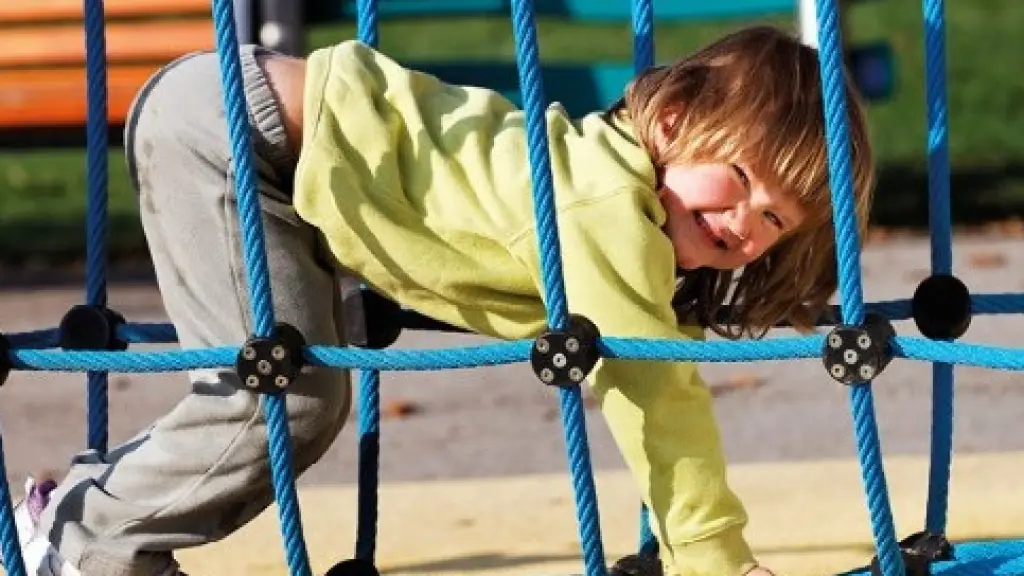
[3,476,80,576]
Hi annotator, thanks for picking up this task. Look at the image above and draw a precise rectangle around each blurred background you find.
[0,0,1020,282]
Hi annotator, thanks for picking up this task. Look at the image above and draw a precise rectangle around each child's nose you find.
[729,205,753,241]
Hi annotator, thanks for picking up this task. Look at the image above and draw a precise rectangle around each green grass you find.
[3,1,1024,268]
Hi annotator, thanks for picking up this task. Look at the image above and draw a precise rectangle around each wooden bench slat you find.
[0,65,158,128]
[0,0,211,24]
[0,20,214,68]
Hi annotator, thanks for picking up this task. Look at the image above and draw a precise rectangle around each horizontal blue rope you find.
[892,336,1024,369]
[599,336,822,361]
[5,323,177,350]
[5,292,1024,354]
[10,333,1024,374]
[6,330,58,350]
[119,322,178,343]
[970,293,1024,314]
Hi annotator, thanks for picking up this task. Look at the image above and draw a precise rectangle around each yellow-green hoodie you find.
[293,40,756,576]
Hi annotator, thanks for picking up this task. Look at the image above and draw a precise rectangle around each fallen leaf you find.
[967,251,1007,270]
[711,372,767,397]
[382,398,421,419]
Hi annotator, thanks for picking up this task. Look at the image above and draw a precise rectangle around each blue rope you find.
[508,0,569,332]
[0,429,26,576]
[83,0,110,456]
[356,0,379,49]
[506,0,605,573]
[921,0,954,536]
[208,0,309,574]
[14,333,1024,374]
[11,291,1024,354]
[355,370,381,562]
[353,0,381,567]
[814,1,902,575]
[8,291,1024,354]
[629,0,658,557]
[631,0,655,72]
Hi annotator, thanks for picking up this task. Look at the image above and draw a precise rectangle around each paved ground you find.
[1,232,1022,491]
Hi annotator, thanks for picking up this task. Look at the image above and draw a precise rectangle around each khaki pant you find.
[36,46,353,576]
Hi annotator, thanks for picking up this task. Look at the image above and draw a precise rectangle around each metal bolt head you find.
[540,368,554,383]
[565,337,580,353]
[830,364,847,380]
[257,359,272,375]
[245,375,260,388]
[536,338,550,354]
[271,345,287,360]
[275,375,290,388]
[843,349,859,365]
[859,364,876,381]
[857,334,873,350]
[243,346,257,360]
[828,333,843,349]
[552,353,567,368]
[569,367,584,382]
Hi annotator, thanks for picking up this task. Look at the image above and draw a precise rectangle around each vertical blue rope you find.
[83,0,110,455]
[355,370,381,562]
[208,1,310,574]
[557,388,605,576]
[357,0,379,49]
[508,0,569,332]
[920,0,955,536]
[631,0,655,72]
[630,0,658,559]
[353,0,381,566]
[813,1,903,575]
[507,1,605,574]
[637,509,657,557]
[0,435,27,576]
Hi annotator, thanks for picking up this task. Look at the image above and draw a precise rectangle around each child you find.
[9,23,873,576]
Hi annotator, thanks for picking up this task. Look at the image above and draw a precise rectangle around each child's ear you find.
[658,104,685,134]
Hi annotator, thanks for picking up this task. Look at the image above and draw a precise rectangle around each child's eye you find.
[764,211,783,229]
[730,164,750,189]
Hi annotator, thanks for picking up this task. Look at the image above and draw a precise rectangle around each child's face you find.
[658,162,805,271]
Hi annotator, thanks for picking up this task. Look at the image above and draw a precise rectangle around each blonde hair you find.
[614,24,875,338]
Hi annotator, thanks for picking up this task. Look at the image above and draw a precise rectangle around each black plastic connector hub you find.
[609,553,663,575]
[911,274,972,340]
[822,312,895,385]
[322,558,380,576]
[357,289,404,350]
[59,304,128,351]
[530,314,602,388]
[0,333,11,387]
[234,322,307,395]
[869,531,954,576]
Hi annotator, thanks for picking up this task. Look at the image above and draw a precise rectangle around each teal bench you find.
[317,0,797,21]
[308,0,893,116]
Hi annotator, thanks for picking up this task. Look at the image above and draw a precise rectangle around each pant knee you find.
[284,366,351,468]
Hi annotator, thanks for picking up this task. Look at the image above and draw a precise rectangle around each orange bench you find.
[0,0,216,143]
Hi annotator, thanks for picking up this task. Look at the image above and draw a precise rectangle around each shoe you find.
[3,476,80,576]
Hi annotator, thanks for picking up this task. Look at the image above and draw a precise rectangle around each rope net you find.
[1,0,1023,575]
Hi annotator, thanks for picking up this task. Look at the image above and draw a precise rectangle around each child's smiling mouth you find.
[694,211,729,250]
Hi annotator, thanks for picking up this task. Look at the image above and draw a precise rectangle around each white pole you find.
[798,0,819,48]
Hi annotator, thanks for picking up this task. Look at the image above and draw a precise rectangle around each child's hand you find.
[745,567,777,576]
